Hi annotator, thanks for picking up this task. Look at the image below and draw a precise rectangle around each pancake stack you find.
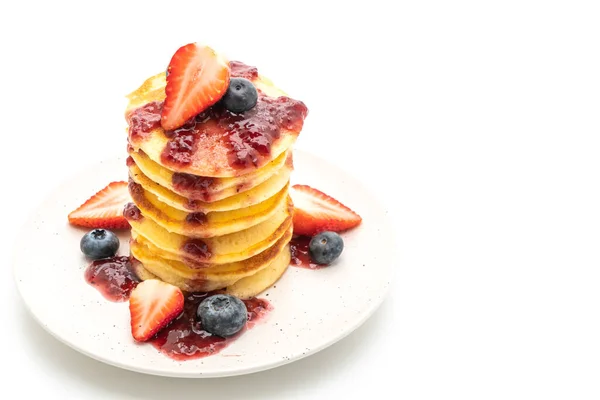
[123,61,308,299]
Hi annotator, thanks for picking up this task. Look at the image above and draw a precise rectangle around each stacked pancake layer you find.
[124,61,307,299]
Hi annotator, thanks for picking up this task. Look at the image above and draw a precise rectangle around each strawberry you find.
[68,181,130,229]
[129,279,184,342]
[290,185,362,236]
[161,43,230,130]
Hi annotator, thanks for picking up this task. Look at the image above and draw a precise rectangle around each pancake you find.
[128,150,292,208]
[131,258,158,281]
[127,196,293,265]
[125,58,305,298]
[125,61,308,178]
[130,226,293,292]
[224,245,290,299]
[129,180,289,238]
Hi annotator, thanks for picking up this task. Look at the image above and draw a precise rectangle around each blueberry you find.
[80,229,120,260]
[221,78,258,114]
[197,294,247,337]
[309,231,344,265]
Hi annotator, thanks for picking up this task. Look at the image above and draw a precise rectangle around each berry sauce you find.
[161,121,198,166]
[126,101,162,141]
[150,292,272,360]
[84,257,271,360]
[229,61,258,80]
[185,212,208,225]
[126,61,307,171]
[84,256,140,302]
[289,236,326,270]
[172,173,215,201]
[123,202,143,221]
[210,94,307,169]
[182,239,212,260]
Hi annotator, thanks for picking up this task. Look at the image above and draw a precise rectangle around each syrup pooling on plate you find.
[84,256,140,302]
[150,292,271,360]
[289,236,326,270]
[126,61,308,171]
[84,258,271,360]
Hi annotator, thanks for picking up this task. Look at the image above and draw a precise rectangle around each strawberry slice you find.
[290,185,362,236]
[129,279,184,342]
[161,43,230,130]
[68,181,130,229]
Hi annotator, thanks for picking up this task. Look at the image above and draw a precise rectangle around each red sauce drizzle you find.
[172,173,216,201]
[289,236,326,270]
[182,239,212,259]
[123,202,143,221]
[150,292,271,360]
[185,212,207,225]
[186,199,204,211]
[84,256,140,302]
[161,119,199,166]
[220,95,307,168]
[127,101,162,141]
[229,61,258,80]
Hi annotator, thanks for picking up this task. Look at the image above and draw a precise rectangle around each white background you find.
[1,0,599,398]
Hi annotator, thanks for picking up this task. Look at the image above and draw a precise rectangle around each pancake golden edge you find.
[128,153,292,211]
[224,245,290,299]
[131,259,158,281]
[130,226,292,292]
[129,180,289,238]
[126,71,300,178]
[128,197,293,265]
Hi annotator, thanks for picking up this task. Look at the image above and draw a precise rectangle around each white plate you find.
[13,150,394,378]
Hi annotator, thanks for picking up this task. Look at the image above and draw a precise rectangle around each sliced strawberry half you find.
[290,184,362,236]
[68,181,130,229]
[129,279,184,342]
[161,43,230,130]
